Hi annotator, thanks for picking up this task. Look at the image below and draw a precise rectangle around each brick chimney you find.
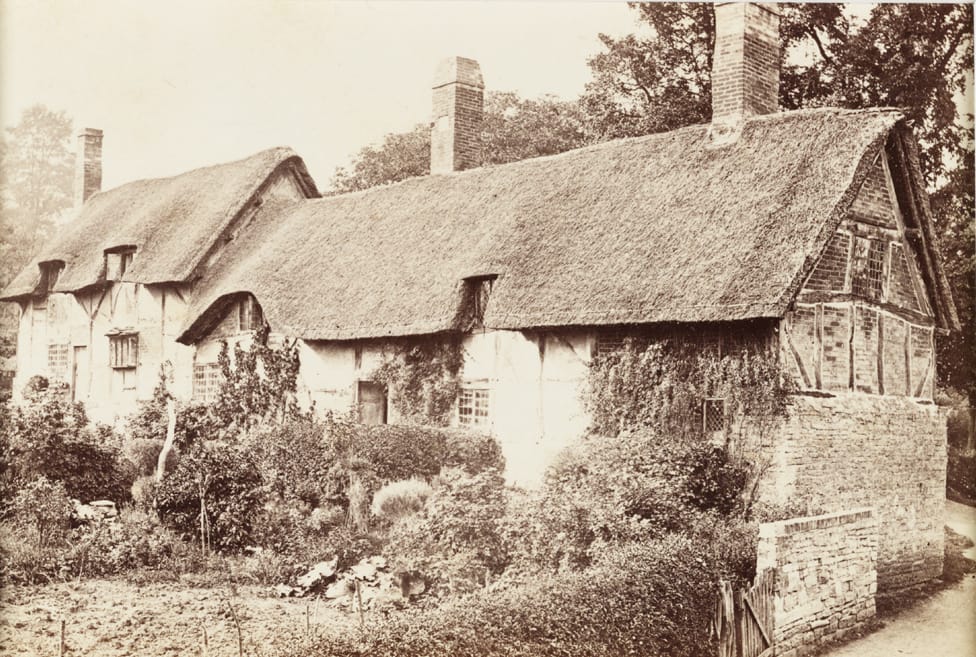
[711,3,780,140]
[74,128,103,207]
[430,57,484,174]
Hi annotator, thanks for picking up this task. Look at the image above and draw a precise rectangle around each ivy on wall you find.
[371,336,464,427]
[585,339,794,444]
[212,325,303,433]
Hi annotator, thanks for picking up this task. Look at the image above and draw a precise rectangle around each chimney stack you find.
[74,128,103,207]
[711,3,780,139]
[430,57,484,174]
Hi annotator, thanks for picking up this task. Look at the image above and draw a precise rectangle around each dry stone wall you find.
[757,508,877,657]
[762,394,946,591]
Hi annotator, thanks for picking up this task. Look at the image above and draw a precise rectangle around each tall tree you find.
[583,3,973,184]
[329,92,586,194]
[0,105,74,358]
[0,105,74,281]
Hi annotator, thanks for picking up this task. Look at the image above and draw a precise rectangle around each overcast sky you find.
[0,1,640,191]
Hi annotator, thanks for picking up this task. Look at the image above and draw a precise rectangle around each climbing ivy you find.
[212,325,304,433]
[371,336,464,427]
[586,339,795,447]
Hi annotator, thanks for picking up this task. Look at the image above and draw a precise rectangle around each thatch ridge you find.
[1,147,317,301]
[182,107,939,343]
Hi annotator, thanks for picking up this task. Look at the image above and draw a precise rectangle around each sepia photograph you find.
[0,1,973,655]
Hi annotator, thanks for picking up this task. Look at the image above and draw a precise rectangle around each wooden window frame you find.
[239,296,264,332]
[458,386,490,429]
[108,333,138,369]
[193,362,222,403]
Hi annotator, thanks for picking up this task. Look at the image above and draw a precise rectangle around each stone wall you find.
[762,394,946,591]
[757,508,877,657]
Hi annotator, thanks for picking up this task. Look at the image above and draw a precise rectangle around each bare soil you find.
[0,579,357,657]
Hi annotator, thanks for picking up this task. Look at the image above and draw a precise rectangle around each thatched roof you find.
[1,147,317,301]
[173,108,952,341]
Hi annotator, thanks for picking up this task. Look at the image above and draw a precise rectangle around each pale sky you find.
[0,1,639,191]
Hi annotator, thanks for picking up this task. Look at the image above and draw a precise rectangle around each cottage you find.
[1,3,958,592]
[0,139,318,419]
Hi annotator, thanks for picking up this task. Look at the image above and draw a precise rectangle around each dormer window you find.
[463,274,497,329]
[38,261,64,295]
[239,295,264,332]
[104,246,136,281]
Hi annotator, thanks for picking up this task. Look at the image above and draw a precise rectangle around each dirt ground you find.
[0,579,358,657]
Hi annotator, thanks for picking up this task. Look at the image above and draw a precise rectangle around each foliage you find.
[931,159,975,403]
[586,339,793,446]
[581,3,715,140]
[329,91,587,193]
[385,468,510,593]
[371,337,464,426]
[584,3,972,185]
[9,476,73,549]
[371,478,433,521]
[154,440,263,552]
[947,448,976,502]
[506,430,752,573]
[1,379,133,504]
[212,325,304,434]
[293,536,717,657]
[244,417,337,508]
[0,106,73,285]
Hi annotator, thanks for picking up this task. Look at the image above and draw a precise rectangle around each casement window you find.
[356,380,388,425]
[193,363,222,403]
[105,247,136,281]
[108,333,138,369]
[47,343,70,382]
[458,387,490,428]
[850,236,885,300]
[702,397,726,439]
[239,296,264,332]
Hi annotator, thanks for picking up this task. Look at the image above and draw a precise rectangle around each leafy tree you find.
[0,105,74,357]
[329,91,586,193]
[0,105,74,278]
[931,157,975,404]
[583,3,972,185]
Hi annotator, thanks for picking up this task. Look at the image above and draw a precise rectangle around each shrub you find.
[2,384,133,503]
[64,508,204,579]
[504,431,753,573]
[291,535,717,657]
[9,477,73,549]
[371,478,433,520]
[245,418,339,508]
[0,477,74,584]
[154,441,262,552]
[327,417,505,487]
[385,468,508,592]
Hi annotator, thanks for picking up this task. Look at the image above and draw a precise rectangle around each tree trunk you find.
[155,397,177,482]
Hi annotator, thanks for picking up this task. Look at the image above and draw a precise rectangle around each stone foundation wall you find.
[757,508,877,657]
[761,394,946,591]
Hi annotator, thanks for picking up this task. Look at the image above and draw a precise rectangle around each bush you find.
[1,384,133,504]
[245,418,339,508]
[154,441,262,552]
[291,536,717,657]
[64,508,204,579]
[385,468,508,593]
[948,447,976,501]
[0,477,74,583]
[328,417,505,487]
[371,478,433,520]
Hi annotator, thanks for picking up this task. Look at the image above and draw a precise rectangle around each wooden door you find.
[357,381,387,425]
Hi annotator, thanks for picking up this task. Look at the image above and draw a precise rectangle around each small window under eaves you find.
[463,275,498,329]
[104,246,137,281]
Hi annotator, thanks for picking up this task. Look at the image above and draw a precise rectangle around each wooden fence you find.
[714,569,775,657]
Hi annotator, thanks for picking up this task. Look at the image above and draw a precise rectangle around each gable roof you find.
[177,107,955,342]
[1,147,318,301]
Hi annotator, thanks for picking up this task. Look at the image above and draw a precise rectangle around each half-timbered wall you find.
[783,153,936,399]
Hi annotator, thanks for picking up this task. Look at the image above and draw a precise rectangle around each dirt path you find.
[0,579,356,657]
[822,500,976,657]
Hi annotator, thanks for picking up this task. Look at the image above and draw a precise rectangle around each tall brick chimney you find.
[430,57,484,174]
[74,128,103,207]
[711,3,780,140]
